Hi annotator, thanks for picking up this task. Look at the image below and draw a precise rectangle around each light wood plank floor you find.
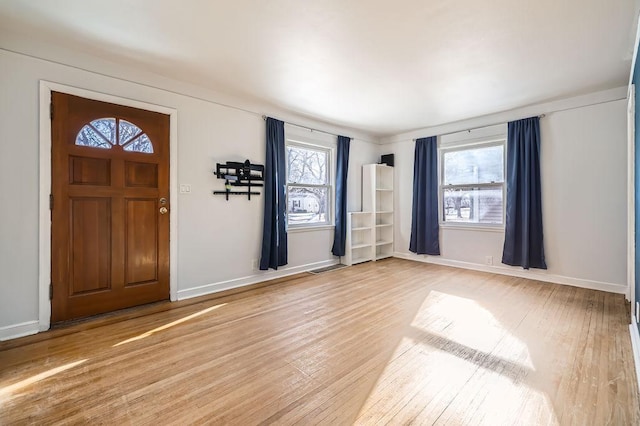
[1,259,638,425]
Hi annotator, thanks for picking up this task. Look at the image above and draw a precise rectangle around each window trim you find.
[285,139,335,230]
[438,138,506,229]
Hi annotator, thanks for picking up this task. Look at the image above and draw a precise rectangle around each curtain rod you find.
[262,115,352,140]
[412,114,546,141]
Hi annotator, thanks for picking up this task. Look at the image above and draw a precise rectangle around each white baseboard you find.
[176,259,339,300]
[393,252,628,295]
[629,319,640,394]
[4,255,623,341]
[0,320,40,342]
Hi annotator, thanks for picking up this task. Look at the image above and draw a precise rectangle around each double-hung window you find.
[440,140,505,226]
[286,142,331,227]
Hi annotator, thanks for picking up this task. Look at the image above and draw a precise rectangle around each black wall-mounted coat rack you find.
[213,160,264,200]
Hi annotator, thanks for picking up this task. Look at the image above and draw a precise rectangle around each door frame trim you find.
[38,80,179,332]
[629,84,636,315]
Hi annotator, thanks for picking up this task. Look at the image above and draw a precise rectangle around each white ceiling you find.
[0,1,637,136]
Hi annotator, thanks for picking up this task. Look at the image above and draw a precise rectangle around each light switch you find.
[180,184,191,193]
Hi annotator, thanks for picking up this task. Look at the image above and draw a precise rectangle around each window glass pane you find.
[287,146,327,184]
[76,125,112,149]
[443,187,503,224]
[119,119,143,145]
[91,118,116,144]
[443,145,503,185]
[288,186,328,225]
[123,134,154,153]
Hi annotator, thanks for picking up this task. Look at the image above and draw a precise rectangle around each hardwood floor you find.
[1,258,638,425]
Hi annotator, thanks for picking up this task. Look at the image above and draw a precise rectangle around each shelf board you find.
[352,226,372,231]
[375,188,393,191]
[376,240,393,246]
[351,243,372,249]
[376,224,393,228]
[377,211,393,214]
[352,257,372,265]
[350,211,372,215]
[376,254,393,260]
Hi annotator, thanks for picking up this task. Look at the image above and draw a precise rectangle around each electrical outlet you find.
[485,256,493,266]
[252,259,259,270]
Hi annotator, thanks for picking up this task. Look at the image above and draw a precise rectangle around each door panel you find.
[51,92,170,322]
[125,198,159,286]
[69,156,111,186]
[70,198,112,295]
[125,162,158,188]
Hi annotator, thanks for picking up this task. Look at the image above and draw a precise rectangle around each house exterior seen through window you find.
[440,141,505,226]
[286,143,331,227]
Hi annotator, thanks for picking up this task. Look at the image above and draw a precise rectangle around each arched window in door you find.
[75,117,154,153]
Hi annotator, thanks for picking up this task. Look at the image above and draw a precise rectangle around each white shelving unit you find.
[343,212,373,266]
[343,164,394,266]
[363,164,394,260]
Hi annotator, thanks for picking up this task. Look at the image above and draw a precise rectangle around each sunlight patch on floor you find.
[355,290,557,424]
[0,359,87,402]
[412,291,535,369]
[471,373,560,425]
[112,303,227,347]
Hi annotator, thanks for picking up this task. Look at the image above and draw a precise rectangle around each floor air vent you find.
[308,264,348,274]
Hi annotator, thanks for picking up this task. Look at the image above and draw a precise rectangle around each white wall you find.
[386,97,629,293]
[0,49,378,339]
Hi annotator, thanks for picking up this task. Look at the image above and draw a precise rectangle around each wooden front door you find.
[51,92,170,323]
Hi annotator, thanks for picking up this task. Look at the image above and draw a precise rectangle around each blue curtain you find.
[331,136,351,257]
[409,136,440,255]
[259,117,288,270]
[502,117,547,269]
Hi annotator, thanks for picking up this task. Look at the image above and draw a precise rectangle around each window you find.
[440,141,505,225]
[286,142,331,227]
[76,117,154,153]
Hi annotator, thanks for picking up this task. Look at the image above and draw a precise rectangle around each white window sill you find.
[288,224,335,233]
[440,224,505,233]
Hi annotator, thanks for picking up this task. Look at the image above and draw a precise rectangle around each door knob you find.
[159,207,168,215]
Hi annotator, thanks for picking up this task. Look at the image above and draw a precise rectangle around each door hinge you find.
[49,283,53,300]
[50,103,54,120]
[49,194,54,210]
